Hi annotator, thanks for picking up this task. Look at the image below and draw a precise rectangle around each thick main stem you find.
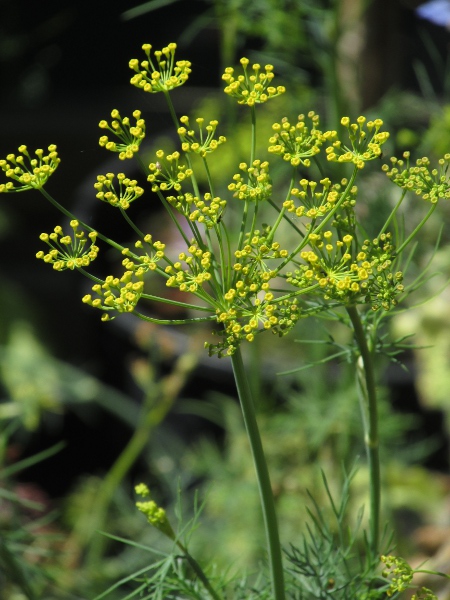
[230,348,285,600]
[346,305,380,557]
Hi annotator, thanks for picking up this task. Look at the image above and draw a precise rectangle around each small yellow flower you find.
[36,221,99,271]
[268,112,325,167]
[324,117,389,169]
[177,115,226,157]
[129,43,191,93]
[0,145,60,193]
[98,110,145,160]
[94,172,144,209]
[222,60,285,106]
[147,150,193,192]
[383,152,450,203]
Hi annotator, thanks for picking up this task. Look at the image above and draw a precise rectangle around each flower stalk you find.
[231,348,285,600]
[346,305,380,556]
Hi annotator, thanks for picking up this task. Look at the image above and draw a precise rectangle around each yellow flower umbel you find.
[268,112,325,167]
[83,271,145,321]
[94,172,144,209]
[228,160,272,202]
[286,232,404,310]
[36,221,99,271]
[148,150,193,192]
[283,177,356,220]
[134,483,176,540]
[166,192,226,228]
[325,117,389,169]
[383,152,450,203]
[222,58,285,106]
[165,243,213,293]
[98,109,146,160]
[129,43,191,94]
[122,235,167,275]
[177,116,226,157]
[0,145,60,193]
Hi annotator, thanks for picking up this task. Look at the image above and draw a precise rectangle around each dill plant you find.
[1,42,450,599]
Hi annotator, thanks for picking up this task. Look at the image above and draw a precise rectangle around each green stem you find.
[176,540,223,600]
[346,305,380,557]
[39,188,126,253]
[395,203,437,255]
[267,170,296,243]
[230,348,285,600]
[377,189,407,238]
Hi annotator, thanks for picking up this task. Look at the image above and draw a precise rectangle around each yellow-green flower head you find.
[287,233,403,310]
[222,58,285,106]
[177,115,226,157]
[98,109,145,160]
[165,242,213,293]
[129,43,191,94]
[135,483,175,540]
[324,117,389,169]
[233,230,289,279]
[94,172,144,209]
[122,234,166,274]
[166,192,226,228]
[208,293,301,358]
[381,555,414,596]
[411,588,438,600]
[204,230,298,357]
[268,112,325,167]
[383,152,450,203]
[228,160,272,202]
[82,270,145,320]
[36,221,99,271]
[283,177,356,220]
[147,150,193,192]
[0,145,60,193]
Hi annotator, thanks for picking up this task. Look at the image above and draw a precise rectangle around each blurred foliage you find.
[181,356,446,572]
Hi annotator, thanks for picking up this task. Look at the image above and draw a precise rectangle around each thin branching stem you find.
[395,203,437,255]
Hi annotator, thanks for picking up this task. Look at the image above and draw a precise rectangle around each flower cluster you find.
[166,192,226,228]
[98,109,146,160]
[135,483,175,539]
[148,150,193,192]
[204,231,301,356]
[222,58,285,106]
[325,117,389,169]
[177,116,226,157]
[228,160,272,202]
[283,177,357,220]
[0,145,60,193]
[268,112,326,167]
[82,271,145,320]
[233,230,289,275]
[383,152,450,203]
[36,221,98,271]
[129,43,191,94]
[381,555,414,596]
[210,294,302,358]
[94,172,144,209]
[411,589,438,600]
[165,243,213,293]
[287,233,403,310]
[3,40,445,365]
[122,235,167,275]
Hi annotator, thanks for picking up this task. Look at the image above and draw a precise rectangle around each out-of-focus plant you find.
[2,40,450,599]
